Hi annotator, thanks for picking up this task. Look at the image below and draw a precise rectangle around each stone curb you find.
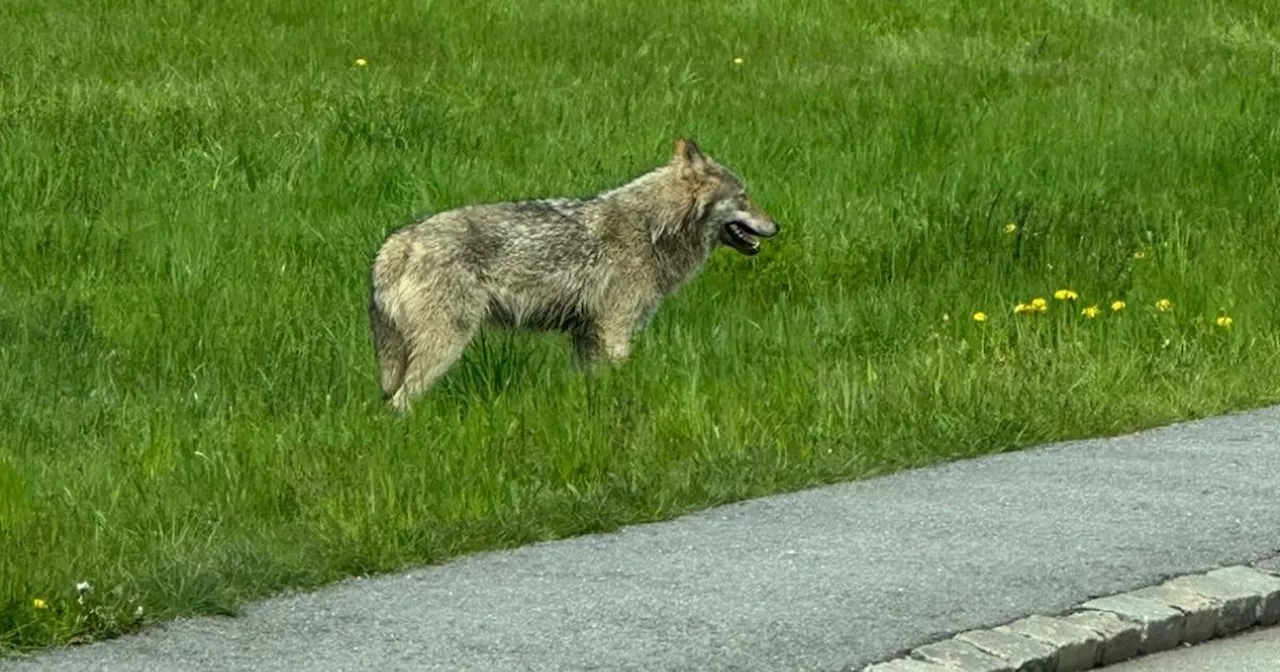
[858,558,1280,672]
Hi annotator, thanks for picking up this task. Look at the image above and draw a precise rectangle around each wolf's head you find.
[670,137,779,256]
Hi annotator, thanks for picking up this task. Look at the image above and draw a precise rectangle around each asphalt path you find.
[8,406,1280,671]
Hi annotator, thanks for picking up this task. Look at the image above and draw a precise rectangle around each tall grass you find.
[3,0,1279,653]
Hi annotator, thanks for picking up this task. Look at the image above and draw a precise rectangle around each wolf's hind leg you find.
[371,304,409,400]
[389,322,475,412]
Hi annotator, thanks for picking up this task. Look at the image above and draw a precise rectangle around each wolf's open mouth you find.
[721,222,760,256]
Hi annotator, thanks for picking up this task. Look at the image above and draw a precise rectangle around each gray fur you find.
[368,137,779,412]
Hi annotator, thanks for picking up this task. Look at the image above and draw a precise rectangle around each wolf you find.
[368,137,779,411]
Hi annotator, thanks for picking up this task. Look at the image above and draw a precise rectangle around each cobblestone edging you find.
[858,556,1280,672]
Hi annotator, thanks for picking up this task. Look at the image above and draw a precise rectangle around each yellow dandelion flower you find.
[354,57,368,67]
[1111,300,1126,312]
[1030,297,1048,312]
[1216,315,1233,328]
[1004,222,1018,235]
[1053,289,1079,301]
[1013,303,1031,315]
[732,57,744,65]
[1082,305,1101,319]
[1155,298,1173,312]
[973,312,988,323]
[33,598,47,610]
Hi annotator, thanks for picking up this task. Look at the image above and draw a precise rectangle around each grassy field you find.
[4,0,1280,653]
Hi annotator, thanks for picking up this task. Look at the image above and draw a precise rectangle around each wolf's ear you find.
[672,136,708,174]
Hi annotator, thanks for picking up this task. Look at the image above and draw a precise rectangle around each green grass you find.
[3,0,1280,654]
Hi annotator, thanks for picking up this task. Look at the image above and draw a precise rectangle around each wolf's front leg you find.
[570,317,633,369]
[594,313,637,364]
[570,327,602,369]
[599,334,631,363]
[572,332,630,365]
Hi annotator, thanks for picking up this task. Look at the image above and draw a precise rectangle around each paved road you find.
[7,406,1280,672]
[1104,626,1280,671]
